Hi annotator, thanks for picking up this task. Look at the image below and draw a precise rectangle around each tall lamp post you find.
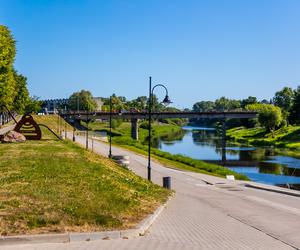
[86,112,89,150]
[72,119,76,142]
[108,96,112,158]
[148,76,172,181]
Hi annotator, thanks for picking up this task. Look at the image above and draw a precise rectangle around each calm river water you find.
[157,126,300,189]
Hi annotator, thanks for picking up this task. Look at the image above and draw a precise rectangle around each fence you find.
[0,111,17,127]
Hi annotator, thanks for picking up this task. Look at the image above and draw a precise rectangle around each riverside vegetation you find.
[0,115,170,236]
[227,125,300,159]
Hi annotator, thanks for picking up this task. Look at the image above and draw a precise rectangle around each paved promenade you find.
[0,123,16,135]
[3,134,300,249]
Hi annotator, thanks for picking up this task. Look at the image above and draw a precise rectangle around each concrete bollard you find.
[111,155,130,168]
[163,176,171,189]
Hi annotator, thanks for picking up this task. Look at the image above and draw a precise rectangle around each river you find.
[157,126,300,190]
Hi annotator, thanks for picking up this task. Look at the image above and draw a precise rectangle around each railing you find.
[0,111,17,127]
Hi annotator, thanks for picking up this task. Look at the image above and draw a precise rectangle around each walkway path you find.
[0,123,16,135]
[3,134,300,249]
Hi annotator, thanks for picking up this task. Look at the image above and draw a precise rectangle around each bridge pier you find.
[221,119,226,162]
[131,118,139,140]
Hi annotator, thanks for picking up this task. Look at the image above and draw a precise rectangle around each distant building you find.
[42,98,69,113]
[42,97,104,113]
[94,97,104,111]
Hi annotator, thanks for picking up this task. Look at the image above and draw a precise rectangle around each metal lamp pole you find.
[72,116,76,142]
[147,76,172,181]
[109,96,112,158]
[86,112,89,150]
[64,116,67,139]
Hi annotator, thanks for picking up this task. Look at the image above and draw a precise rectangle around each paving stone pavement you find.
[2,134,300,250]
[0,123,16,135]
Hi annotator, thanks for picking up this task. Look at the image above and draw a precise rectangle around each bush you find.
[139,121,149,130]
[111,119,122,129]
[246,104,283,132]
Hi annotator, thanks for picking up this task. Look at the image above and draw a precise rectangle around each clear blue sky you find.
[1,0,300,108]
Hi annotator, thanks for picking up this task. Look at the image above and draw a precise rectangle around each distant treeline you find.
[191,86,300,131]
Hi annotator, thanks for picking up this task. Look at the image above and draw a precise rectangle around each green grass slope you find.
[0,115,170,236]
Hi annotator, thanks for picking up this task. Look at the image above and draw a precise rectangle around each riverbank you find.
[87,121,249,180]
[226,125,300,161]
[0,116,170,236]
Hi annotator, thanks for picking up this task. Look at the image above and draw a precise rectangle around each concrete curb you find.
[0,196,172,246]
[244,183,300,197]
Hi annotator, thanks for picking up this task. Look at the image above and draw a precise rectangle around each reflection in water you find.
[157,126,300,189]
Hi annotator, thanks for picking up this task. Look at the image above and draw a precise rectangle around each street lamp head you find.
[162,95,172,106]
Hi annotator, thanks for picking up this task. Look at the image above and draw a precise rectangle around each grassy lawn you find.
[34,114,74,135]
[227,125,300,149]
[0,117,170,236]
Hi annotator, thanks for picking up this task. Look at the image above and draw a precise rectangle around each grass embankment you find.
[227,125,300,159]
[0,115,170,236]
[227,125,300,149]
[87,121,249,181]
[34,114,74,135]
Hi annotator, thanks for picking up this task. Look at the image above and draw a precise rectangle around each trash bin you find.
[163,176,171,189]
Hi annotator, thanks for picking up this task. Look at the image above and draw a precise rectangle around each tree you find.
[246,103,283,131]
[289,86,300,124]
[12,71,30,113]
[273,87,294,124]
[127,96,148,111]
[25,96,42,113]
[69,90,97,111]
[193,101,215,112]
[215,97,241,111]
[0,25,17,110]
[241,96,257,108]
[0,25,16,69]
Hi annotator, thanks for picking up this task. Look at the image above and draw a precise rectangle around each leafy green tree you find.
[0,25,17,110]
[246,103,283,131]
[193,101,215,112]
[273,87,294,124]
[273,87,294,111]
[241,96,257,108]
[127,96,148,111]
[289,86,300,124]
[0,25,15,69]
[69,90,97,111]
[25,96,42,113]
[12,71,30,113]
[215,97,241,111]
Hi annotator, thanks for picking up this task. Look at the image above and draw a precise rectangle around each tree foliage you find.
[0,26,17,110]
[214,97,241,111]
[193,101,215,112]
[0,25,30,113]
[273,87,294,124]
[246,103,282,131]
[0,25,16,69]
[273,87,294,112]
[69,90,97,111]
[13,71,30,113]
[289,86,300,124]
[25,96,42,113]
[241,96,257,108]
